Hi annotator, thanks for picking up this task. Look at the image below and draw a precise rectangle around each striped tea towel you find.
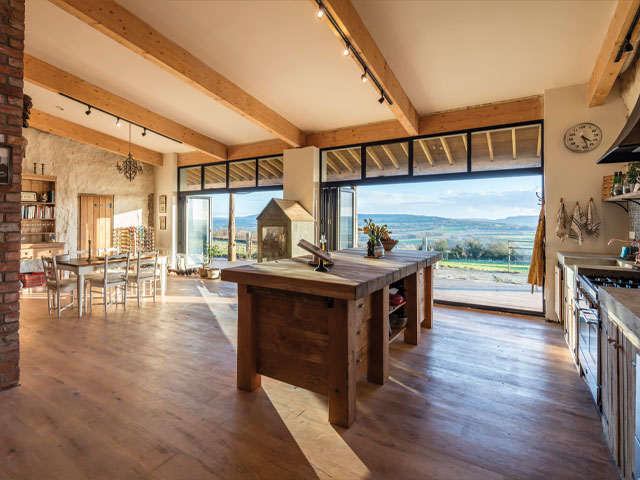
[568,202,585,245]
[586,199,601,238]
[556,200,568,241]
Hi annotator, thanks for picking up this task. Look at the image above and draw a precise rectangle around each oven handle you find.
[576,306,600,325]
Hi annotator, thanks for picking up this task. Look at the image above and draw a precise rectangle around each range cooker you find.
[576,269,640,405]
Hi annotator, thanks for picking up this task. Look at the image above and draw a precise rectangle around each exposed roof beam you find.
[177,151,217,167]
[462,134,467,152]
[258,161,279,177]
[486,131,494,161]
[29,109,163,166]
[318,0,419,136]
[588,0,640,107]
[49,0,306,147]
[326,158,339,173]
[440,137,453,165]
[417,139,434,167]
[368,149,384,170]
[228,139,290,161]
[399,143,408,156]
[381,144,399,168]
[346,148,361,165]
[333,150,355,173]
[25,54,227,161]
[266,158,283,172]
[511,128,517,159]
[537,125,542,158]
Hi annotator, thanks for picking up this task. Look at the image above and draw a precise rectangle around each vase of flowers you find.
[359,219,392,258]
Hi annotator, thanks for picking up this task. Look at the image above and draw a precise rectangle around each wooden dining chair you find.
[42,256,78,318]
[87,253,130,314]
[127,251,158,306]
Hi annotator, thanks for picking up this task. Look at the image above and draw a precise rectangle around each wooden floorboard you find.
[0,277,619,479]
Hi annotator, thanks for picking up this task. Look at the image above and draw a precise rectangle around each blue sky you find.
[207,174,542,219]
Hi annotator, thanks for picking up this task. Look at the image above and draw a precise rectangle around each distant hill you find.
[357,213,537,230]
[493,215,538,227]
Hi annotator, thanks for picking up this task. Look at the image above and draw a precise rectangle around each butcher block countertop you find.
[221,249,442,300]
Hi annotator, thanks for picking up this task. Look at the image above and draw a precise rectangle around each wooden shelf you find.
[21,202,55,205]
[389,300,406,315]
[21,218,55,221]
[22,173,57,182]
[389,327,406,343]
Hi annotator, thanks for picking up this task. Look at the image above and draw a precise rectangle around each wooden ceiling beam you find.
[381,144,399,168]
[440,137,453,165]
[25,54,227,161]
[49,0,306,147]
[486,131,494,161]
[346,148,361,165]
[29,109,163,166]
[537,125,542,158]
[588,0,640,107]
[333,150,355,173]
[417,139,434,167]
[368,149,384,170]
[318,0,419,136]
[228,139,290,161]
[511,128,517,159]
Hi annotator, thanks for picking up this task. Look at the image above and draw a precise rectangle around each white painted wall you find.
[544,83,628,321]
[283,146,319,241]
[22,127,154,251]
[154,153,178,267]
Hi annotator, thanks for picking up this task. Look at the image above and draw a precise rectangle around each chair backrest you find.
[136,251,158,281]
[42,256,59,288]
[99,247,119,257]
[55,254,70,280]
[103,253,130,284]
[68,249,89,259]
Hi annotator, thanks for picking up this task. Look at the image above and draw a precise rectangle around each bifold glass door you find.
[321,186,356,251]
[186,196,211,266]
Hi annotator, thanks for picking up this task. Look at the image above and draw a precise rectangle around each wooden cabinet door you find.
[78,195,114,253]
[601,309,621,465]
[621,334,638,480]
[554,265,562,322]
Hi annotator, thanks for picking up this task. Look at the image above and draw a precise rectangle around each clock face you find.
[564,123,602,153]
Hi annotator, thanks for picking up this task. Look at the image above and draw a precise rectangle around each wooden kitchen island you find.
[222,249,442,428]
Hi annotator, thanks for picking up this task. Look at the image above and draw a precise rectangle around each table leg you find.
[368,286,389,385]
[160,263,167,297]
[422,265,434,329]
[404,271,423,345]
[77,273,84,318]
[328,298,357,428]
[237,284,260,391]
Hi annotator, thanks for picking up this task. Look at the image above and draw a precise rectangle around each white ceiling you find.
[24,0,618,154]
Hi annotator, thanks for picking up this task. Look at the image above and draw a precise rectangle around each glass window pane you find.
[322,147,361,182]
[413,134,467,175]
[203,164,226,189]
[366,142,408,178]
[179,167,202,191]
[229,160,256,188]
[339,189,354,249]
[258,156,283,186]
[471,125,542,172]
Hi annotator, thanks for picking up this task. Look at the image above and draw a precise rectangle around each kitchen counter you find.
[600,287,640,346]
[222,248,442,427]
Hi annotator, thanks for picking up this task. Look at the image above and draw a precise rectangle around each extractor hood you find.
[599,93,640,164]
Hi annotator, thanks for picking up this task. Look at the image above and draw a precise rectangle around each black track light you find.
[378,95,385,104]
[343,43,350,56]
[141,128,147,137]
[115,117,121,127]
[317,4,324,18]
[85,105,91,115]
[361,71,368,83]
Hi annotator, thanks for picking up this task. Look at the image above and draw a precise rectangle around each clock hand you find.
[583,137,589,148]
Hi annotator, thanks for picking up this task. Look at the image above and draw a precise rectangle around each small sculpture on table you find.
[298,238,333,273]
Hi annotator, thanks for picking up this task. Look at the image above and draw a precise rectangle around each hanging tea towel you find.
[568,202,585,245]
[586,198,601,238]
[556,199,569,241]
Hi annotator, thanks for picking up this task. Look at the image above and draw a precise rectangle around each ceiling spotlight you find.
[361,71,368,83]
[141,127,147,137]
[343,43,350,56]
[85,105,91,115]
[115,117,121,127]
[378,94,385,104]
[317,5,324,18]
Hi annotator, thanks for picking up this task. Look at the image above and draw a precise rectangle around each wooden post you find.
[228,192,236,262]
[237,284,260,391]
[422,265,434,329]
[368,286,389,385]
[328,298,357,428]
[404,270,423,345]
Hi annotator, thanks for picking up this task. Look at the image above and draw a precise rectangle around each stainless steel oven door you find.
[577,304,600,404]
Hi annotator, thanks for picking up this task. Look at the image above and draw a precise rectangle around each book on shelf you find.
[21,205,55,219]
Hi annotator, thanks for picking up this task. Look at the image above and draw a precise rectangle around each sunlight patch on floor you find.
[196,283,238,350]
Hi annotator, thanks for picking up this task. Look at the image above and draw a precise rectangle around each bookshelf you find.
[21,173,57,244]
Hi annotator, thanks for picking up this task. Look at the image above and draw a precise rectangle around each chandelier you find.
[117,123,143,182]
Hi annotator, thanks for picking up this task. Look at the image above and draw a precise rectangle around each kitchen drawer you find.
[34,246,64,259]
[20,248,35,261]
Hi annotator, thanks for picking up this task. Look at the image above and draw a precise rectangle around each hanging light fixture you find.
[116,123,143,182]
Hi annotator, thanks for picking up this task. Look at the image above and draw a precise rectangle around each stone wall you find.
[22,128,154,258]
[0,0,24,391]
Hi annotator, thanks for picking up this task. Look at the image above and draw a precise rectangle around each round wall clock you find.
[563,122,602,153]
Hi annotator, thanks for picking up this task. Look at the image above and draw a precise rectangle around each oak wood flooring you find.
[0,276,618,479]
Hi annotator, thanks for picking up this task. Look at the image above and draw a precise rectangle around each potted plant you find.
[200,243,221,279]
[628,162,640,192]
[359,219,392,257]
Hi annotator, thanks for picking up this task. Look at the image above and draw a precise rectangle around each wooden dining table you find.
[56,255,168,317]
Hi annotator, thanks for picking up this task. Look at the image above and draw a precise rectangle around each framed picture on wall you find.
[160,215,166,230]
[0,143,13,186]
[159,195,166,213]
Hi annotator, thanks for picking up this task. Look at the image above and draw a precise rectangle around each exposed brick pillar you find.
[0,0,24,391]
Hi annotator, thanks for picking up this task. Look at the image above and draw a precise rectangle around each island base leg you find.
[237,284,261,391]
[368,286,389,385]
[328,298,356,428]
[404,271,423,345]
[422,265,434,329]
